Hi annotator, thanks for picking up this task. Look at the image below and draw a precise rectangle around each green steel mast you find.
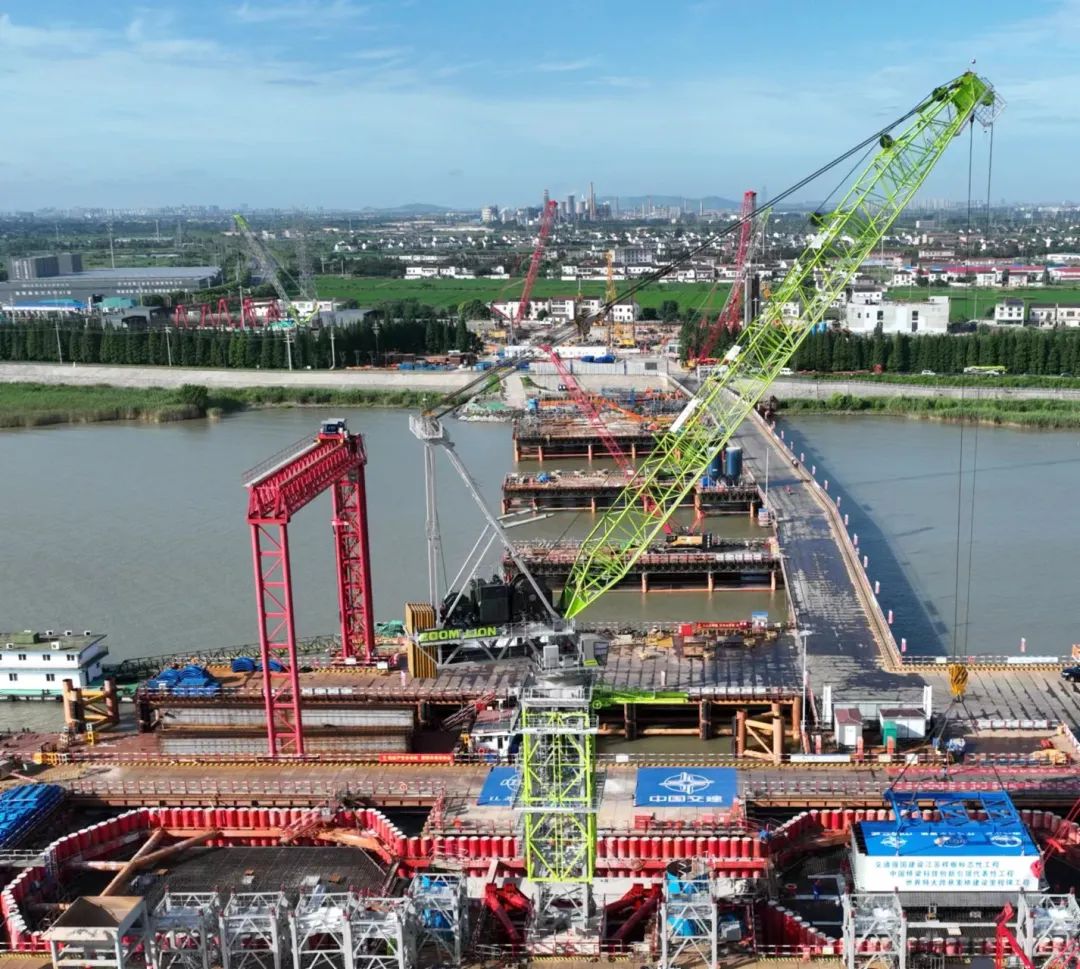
[561,72,1001,619]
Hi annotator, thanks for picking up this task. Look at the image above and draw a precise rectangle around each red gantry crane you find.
[244,418,376,757]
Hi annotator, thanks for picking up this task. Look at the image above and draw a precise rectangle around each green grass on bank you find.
[780,392,1080,429]
[0,383,205,428]
[315,275,733,314]
[0,383,437,429]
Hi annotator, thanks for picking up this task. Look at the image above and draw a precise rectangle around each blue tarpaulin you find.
[477,767,521,806]
[634,767,737,809]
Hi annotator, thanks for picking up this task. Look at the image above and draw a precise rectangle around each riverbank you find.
[779,393,1080,428]
[0,382,435,428]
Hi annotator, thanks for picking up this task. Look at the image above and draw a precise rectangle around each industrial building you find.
[0,257,221,309]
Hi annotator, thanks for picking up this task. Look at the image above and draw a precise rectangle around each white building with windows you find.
[0,630,108,697]
[994,299,1026,325]
[844,296,949,335]
[1029,303,1080,327]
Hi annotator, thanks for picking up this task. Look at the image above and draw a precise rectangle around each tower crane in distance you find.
[560,72,1002,618]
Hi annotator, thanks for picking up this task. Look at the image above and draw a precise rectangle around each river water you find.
[782,414,1080,659]
[2,407,1076,730]
[0,410,780,673]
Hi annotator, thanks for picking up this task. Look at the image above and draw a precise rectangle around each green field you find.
[887,285,1080,322]
[315,275,732,314]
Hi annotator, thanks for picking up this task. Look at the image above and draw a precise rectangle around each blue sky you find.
[0,0,1076,209]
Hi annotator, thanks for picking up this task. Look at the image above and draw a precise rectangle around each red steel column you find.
[250,521,305,756]
[331,459,376,663]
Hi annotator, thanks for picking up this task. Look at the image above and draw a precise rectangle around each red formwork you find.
[617,836,629,859]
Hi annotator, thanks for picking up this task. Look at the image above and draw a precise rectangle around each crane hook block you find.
[948,663,969,701]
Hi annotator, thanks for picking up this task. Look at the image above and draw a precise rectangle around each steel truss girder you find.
[528,882,594,949]
[289,893,358,969]
[561,72,998,618]
[517,675,598,883]
[149,893,221,969]
[407,873,466,966]
[843,892,906,969]
[219,893,288,969]
[661,870,718,969]
[1017,893,1080,969]
[350,898,411,969]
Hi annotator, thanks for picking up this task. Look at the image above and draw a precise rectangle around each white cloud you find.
[233,1,368,24]
[536,58,597,73]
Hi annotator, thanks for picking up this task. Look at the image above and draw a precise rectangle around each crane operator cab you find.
[319,418,348,438]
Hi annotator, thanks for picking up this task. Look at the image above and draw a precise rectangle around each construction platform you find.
[512,417,663,460]
[504,537,782,591]
[501,468,761,514]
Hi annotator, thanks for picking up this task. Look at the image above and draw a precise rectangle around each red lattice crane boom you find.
[697,190,757,361]
[244,419,375,757]
[514,200,558,327]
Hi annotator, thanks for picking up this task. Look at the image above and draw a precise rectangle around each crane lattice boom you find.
[515,200,559,325]
[561,72,1000,618]
[234,215,319,327]
[697,190,757,360]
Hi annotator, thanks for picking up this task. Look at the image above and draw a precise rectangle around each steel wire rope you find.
[430,83,947,418]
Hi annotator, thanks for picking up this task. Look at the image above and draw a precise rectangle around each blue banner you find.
[477,767,521,806]
[634,767,737,808]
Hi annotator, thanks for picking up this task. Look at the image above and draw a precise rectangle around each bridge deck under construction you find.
[512,418,661,460]
[501,469,760,514]
[504,538,782,591]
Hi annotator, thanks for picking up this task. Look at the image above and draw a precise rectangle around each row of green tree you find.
[680,318,1080,376]
[0,316,480,369]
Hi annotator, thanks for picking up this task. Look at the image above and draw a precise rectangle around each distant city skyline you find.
[2,1,1078,209]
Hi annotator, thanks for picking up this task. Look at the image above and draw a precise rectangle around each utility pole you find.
[54,318,63,364]
[329,325,336,369]
[165,327,173,367]
[285,329,293,371]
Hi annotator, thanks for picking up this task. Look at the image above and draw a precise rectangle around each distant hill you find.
[608,194,742,212]
[359,203,454,215]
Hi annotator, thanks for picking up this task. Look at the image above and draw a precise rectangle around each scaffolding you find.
[660,865,718,969]
[150,893,221,969]
[407,873,465,967]
[220,893,289,969]
[843,892,907,969]
[349,896,411,969]
[517,671,598,885]
[288,892,359,969]
[1016,893,1080,969]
